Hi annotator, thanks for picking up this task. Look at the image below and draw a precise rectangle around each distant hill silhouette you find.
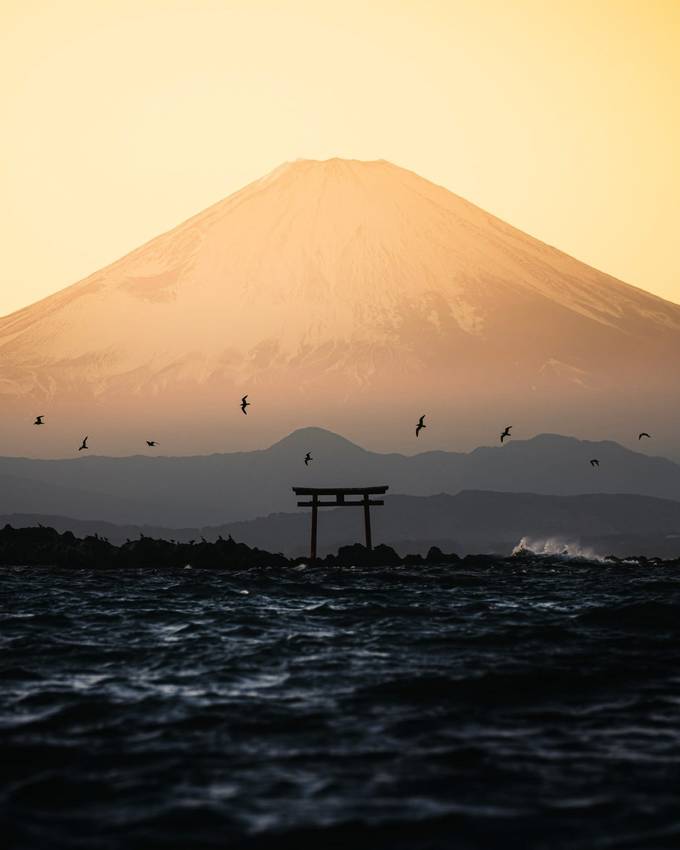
[3,489,680,558]
[1,427,679,527]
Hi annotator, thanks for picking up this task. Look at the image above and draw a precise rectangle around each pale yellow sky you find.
[1,0,679,317]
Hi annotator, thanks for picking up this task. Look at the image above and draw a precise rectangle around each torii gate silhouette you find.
[292,485,389,562]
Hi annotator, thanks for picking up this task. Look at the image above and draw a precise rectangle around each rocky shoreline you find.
[2,524,679,570]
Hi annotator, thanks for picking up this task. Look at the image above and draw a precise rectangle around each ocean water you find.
[2,559,680,850]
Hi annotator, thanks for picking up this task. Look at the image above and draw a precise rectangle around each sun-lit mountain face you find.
[2,158,680,458]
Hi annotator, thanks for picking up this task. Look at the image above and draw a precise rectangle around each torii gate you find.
[292,485,389,562]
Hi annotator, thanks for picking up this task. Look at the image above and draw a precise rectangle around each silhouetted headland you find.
[0,524,459,569]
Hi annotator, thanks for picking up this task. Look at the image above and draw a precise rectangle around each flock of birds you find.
[32,404,653,469]
[33,415,159,453]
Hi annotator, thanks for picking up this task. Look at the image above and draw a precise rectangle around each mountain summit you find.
[2,159,679,456]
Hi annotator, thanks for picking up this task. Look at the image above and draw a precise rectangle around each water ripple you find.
[2,561,680,849]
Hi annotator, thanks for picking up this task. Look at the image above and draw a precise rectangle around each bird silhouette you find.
[590,458,600,468]
[241,395,250,415]
[304,452,313,466]
[34,415,45,426]
[638,432,651,440]
[78,436,88,452]
[146,440,158,447]
[500,425,512,443]
[416,415,426,437]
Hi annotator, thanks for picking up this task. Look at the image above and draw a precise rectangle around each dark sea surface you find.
[2,558,680,850]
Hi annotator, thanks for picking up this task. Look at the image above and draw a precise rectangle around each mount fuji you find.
[2,159,679,457]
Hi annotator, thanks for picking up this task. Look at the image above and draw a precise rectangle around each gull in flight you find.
[500,425,512,443]
[78,436,89,452]
[590,458,600,468]
[34,415,45,426]
[638,432,651,440]
[304,452,313,466]
[241,395,250,415]
[146,441,158,447]
[416,415,426,437]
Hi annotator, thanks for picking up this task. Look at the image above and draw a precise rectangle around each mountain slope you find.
[2,158,679,455]
[0,427,678,526]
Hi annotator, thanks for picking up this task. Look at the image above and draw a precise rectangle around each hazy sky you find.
[1,0,679,317]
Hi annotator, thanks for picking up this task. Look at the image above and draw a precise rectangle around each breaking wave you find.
[511,536,605,562]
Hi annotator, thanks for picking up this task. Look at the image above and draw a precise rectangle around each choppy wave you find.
[2,561,680,849]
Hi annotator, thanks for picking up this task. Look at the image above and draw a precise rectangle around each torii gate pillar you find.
[292,486,389,562]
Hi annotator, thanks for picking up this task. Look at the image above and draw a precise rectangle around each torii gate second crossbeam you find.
[292,486,389,562]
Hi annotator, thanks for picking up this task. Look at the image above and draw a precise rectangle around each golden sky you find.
[1,0,679,316]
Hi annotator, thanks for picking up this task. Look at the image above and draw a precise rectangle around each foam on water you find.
[512,536,606,562]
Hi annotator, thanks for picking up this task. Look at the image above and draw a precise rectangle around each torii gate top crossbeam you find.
[292,486,389,496]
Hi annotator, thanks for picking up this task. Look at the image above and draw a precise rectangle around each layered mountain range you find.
[2,159,679,456]
[0,427,678,527]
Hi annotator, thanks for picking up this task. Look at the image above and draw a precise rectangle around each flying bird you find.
[500,425,512,443]
[304,452,313,466]
[590,458,600,468]
[146,441,158,447]
[241,395,250,415]
[34,415,45,426]
[416,415,426,437]
[78,436,89,452]
[638,432,651,440]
